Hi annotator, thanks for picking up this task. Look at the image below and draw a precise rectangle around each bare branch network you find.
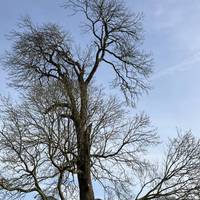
[0,0,199,200]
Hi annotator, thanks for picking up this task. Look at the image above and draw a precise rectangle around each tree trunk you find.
[76,80,94,200]
[77,154,94,200]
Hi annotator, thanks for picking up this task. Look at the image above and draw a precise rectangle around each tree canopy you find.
[0,0,200,200]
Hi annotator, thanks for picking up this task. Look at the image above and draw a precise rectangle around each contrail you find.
[151,51,200,80]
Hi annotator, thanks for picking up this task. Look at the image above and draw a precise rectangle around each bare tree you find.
[2,0,200,200]
[135,132,200,200]
[2,0,152,200]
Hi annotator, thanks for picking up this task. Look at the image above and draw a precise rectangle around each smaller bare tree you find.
[135,132,200,200]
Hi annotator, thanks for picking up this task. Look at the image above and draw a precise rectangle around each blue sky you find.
[130,0,200,139]
[1,0,200,199]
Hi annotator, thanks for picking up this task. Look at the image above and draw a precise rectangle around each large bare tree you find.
[3,0,152,199]
[2,0,200,200]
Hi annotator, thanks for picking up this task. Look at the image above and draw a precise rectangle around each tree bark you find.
[76,80,94,200]
[77,152,94,200]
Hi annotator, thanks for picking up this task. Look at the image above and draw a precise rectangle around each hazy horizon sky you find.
[1,0,200,199]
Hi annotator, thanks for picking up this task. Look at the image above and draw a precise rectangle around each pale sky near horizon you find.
[1,0,200,199]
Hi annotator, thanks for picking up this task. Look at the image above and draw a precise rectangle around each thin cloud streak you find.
[151,51,200,80]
